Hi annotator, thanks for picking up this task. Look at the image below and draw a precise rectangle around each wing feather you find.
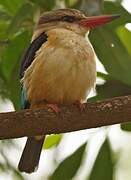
[19,32,48,108]
[20,32,47,79]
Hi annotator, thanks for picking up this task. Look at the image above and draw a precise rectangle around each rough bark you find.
[0,95,131,140]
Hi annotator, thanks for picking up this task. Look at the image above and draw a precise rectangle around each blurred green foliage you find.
[0,0,131,179]
[50,142,87,180]
[88,138,114,180]
[43,134,62,149]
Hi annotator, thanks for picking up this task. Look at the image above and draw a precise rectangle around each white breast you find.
[23,28,96,105]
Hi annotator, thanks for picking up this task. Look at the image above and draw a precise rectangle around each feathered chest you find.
[22,28,96,104]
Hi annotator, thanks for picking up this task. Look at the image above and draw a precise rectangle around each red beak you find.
[79,14,120,28]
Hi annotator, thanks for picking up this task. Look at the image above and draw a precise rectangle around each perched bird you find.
[18,8,119,173]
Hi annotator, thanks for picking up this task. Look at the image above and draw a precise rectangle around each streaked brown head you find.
[37,9,85,26]
[33,8,120,41]
[36,8,120,29]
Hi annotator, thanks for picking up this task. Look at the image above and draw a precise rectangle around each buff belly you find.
[22,28,96,105]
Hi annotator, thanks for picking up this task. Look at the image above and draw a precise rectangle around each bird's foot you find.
[46,104,60,113]
[74,101,86,113]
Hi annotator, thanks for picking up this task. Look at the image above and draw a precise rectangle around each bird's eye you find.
[62,15,75,22]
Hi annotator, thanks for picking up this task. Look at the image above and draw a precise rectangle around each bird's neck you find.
[46,28,88,47]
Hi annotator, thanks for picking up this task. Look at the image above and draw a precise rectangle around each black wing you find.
[20,32,48,79]
[19,32,47,109]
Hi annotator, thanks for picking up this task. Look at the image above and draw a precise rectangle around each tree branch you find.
[0,95,131,140]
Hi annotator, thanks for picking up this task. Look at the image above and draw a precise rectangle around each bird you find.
[18,8,120,173]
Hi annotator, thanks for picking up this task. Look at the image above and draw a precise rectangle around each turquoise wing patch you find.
[21,87,30,109]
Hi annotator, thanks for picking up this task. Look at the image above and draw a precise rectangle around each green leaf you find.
[28,0,56,10]
[88,138,114,180]
[1,31,31,80]
[8,3,34,36]
[8,59,21,110]
[0,22,9,39]
[80,0,131,86]
[0,10,12,21]
[1,31,31,109]
[43,134,62,149]
[117,26,131,56]
[0,70,8,98]
[90,26,131,86]
[104,1,131,28]
[65,0,80,8]
[121,123,131,132]
[0,0,24,15]
[50,142,87,180]
[95,78,131,101]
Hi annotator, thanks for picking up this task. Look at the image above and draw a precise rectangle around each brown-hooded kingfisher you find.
[18,8,119,173]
